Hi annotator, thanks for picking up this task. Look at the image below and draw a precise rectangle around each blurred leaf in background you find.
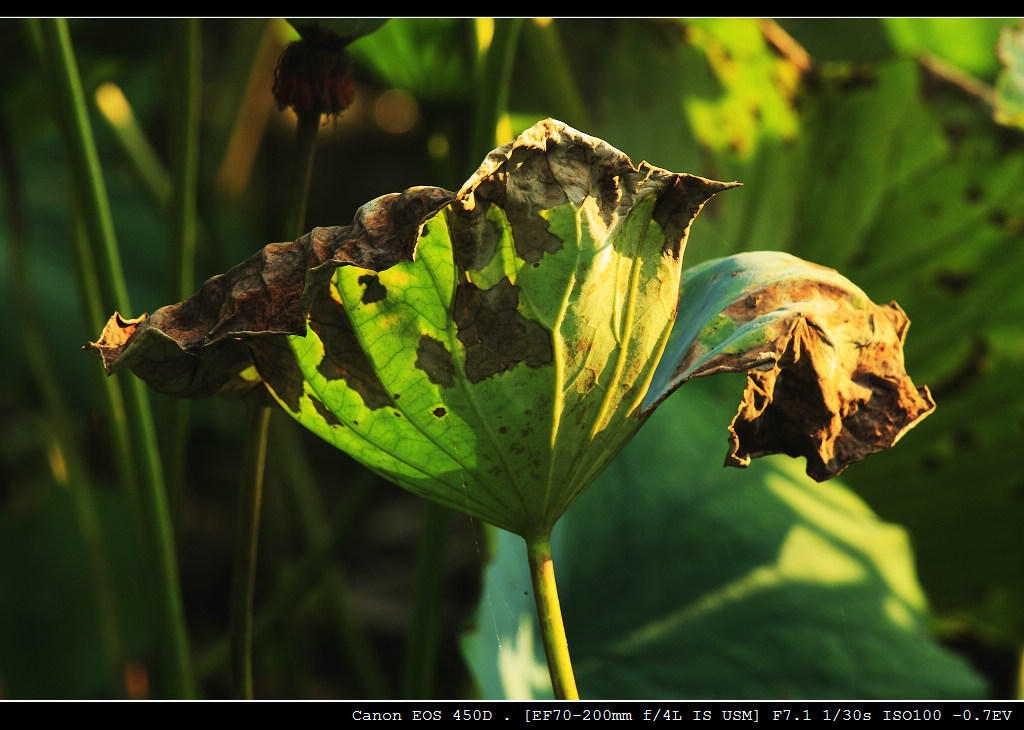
[465,381,986,699]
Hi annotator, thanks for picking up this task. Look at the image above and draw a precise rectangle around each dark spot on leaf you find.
[837,66,879,91]
[309,394,342,426]
[575,368,597,397]
[453,278,553,383]
[921,454,942,473]
[498,426,508,434]
[394,411,402,417]
[953,429,976,449]
[994,211,1024,235]
[358,273,387,304]
[432,407,447,418]
[308,291,392,410]
[415,334,456,388]
[964,183,983,203]
[942,121,970,148]
[934,270,972,295]
[930,339,988,398]
[393,393,400,399]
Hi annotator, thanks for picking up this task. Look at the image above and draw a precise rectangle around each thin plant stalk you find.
[94,81,171,208]
[214,19,285,204]
[195,466,373,681]
[226,102,319,697]
[526,535,579,700]
[230,401,271,699]
[163,18,201,522]
[1017,647,1023,701]
[284,110,321,242]
[69,160,146,545]
[39,19,129,309]
[197,430,390,698]
[469,18,524,169]
[263,101,389,700]
[167,18,201,301]
[522,19,590,130]
[37,18,196,699]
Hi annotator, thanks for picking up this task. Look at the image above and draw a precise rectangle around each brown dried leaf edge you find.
[86,185,456,399]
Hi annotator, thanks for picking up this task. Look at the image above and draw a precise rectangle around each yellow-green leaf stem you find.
[527,535,579,700]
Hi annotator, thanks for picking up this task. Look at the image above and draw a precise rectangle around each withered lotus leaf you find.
[87,119,933,535]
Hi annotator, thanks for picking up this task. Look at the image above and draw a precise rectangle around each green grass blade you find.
[37,17,196,699]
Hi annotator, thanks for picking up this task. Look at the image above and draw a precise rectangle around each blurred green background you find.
[1,18,1022,699]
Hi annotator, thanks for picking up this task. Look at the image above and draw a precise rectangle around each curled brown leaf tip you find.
[724,300,936,481]
[87,312,147,373]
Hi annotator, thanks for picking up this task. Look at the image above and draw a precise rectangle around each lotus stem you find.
[526,534,579,700]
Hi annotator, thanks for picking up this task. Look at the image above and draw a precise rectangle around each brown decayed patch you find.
[453,279,553,383]
[307,291,392,410]
[415,335,456,388]
[358,273,387,304]
[309,394,343,426]
[723,299,935,481]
